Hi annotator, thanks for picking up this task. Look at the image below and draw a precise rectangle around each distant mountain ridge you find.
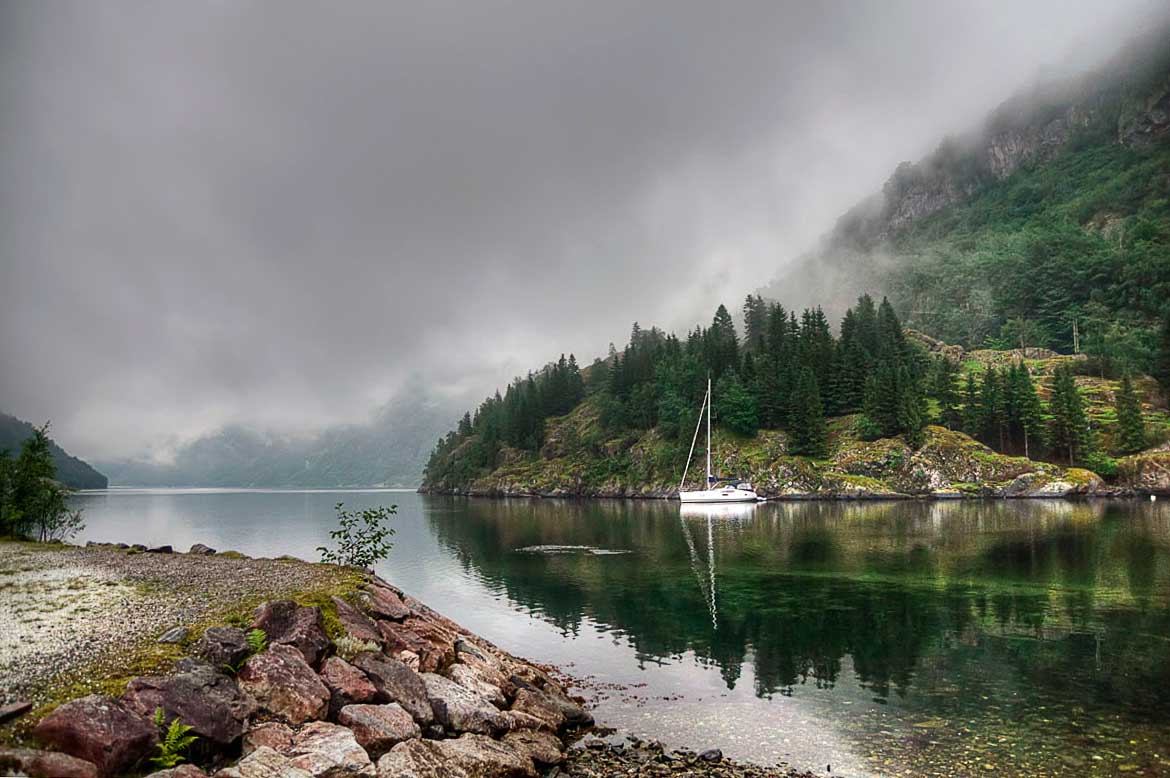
[98,389,462,488]
[0,413,108,489]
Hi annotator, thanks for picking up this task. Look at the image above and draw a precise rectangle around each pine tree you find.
[979,366,1007,451]
[931,357,961,429]
[743,295,768,353]
[714,372,759,437]
[1155,312,1170,402]
[787,368,828,457]
[1048,366,1094,465]
[961,373,980,437]
[895,366,926,447]
[1115,373,1147,454]
[1011,364,1045,459]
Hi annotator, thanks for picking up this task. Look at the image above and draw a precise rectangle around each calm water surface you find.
[72,490,1170,777]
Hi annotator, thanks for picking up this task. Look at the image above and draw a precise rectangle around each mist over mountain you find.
[759,19,1170,353]
[97,388,461,488]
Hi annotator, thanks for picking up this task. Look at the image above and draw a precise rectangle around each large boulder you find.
[194,627,252,669]
[1118,451,1170,493]
[351,653,433,725]
[122,662,257,750]
[212,746,312,778]
[359,584,410,621]
[374,734,535,778]
[253,601,331,668]
[376,619,456,674]
[420,673,506,736]
[0,748,99,778]
[508,687,591,731]
[237,644,330,725]
[32,695,157,778]
[319,657,378,717]
[446,663,507,707]
[501,730,564,766]
[332,597,383,647]
[287,721,375,777]
[337,704,420,758]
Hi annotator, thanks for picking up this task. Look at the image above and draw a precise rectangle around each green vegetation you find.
[426,279,1170,495]
[150,708,198,769]
[887,138,1170,377]
[0,424,85,542]
[317,502,396,568]
[1114,373,1147,454]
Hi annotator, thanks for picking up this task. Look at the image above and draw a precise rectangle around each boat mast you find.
[706,375,712,486]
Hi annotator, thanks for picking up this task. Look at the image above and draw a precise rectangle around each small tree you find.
[1155,312,1170,402]
[931,357,961,430]
[714,372,759,437]
[1048,366,1095,465]
[1115,373,1147,454]
[318,503,396,569]
[787,368,828,457]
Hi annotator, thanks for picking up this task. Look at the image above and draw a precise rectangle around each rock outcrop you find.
[25,573,586,778]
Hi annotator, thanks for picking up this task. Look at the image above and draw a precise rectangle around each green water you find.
[75,491,1170,776]
[426,498,1170,777]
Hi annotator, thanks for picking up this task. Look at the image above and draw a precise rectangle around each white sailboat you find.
[678,377,763,503]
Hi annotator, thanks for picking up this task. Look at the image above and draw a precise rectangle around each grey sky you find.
[0,0,1158,461]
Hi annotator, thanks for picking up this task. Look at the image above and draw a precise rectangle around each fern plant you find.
[223,628,268,675]
[246,627,267,654]
[150,708,198,769]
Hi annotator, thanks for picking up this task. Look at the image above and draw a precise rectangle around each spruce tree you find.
[788,367,828,457]
[1048,365,1094,465]
[979,366,1007,451]
[1115,373,1147,454]
[895,365,926,447]
[714,372,759,437]
[1155,312,1170,402]
[961,373,980,437]
[931,357,961,429]
[1011,364,1045,459]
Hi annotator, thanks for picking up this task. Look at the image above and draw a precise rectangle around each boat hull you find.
[679,488,762,503]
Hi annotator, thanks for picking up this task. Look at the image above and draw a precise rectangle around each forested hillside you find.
[424,27,1170,499]
[762,22,1170,374]
[0,414,108,490]
[423,295,1170,497]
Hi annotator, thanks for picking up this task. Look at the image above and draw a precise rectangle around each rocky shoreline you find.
[0,542,812,778]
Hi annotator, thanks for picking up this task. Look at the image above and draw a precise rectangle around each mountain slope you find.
[760,23,1170,362]
[0,414,108,489]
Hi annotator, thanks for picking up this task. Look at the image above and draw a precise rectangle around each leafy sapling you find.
[317,502,396,568]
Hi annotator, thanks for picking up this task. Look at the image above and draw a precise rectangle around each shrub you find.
[317,503,396,569]
[334,634,380,661]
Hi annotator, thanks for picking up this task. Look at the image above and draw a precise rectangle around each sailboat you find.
[678,377,763,503]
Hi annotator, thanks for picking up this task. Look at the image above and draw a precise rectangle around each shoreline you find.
[0,540,817,778]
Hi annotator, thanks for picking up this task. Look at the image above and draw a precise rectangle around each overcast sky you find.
[0,0,1159,461]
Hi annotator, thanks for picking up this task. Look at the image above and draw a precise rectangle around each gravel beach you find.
[0,541,354,710]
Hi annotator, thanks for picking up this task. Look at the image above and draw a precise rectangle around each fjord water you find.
[73,491,1170,776]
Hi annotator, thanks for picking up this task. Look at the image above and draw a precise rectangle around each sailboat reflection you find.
[678,502,758,629]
